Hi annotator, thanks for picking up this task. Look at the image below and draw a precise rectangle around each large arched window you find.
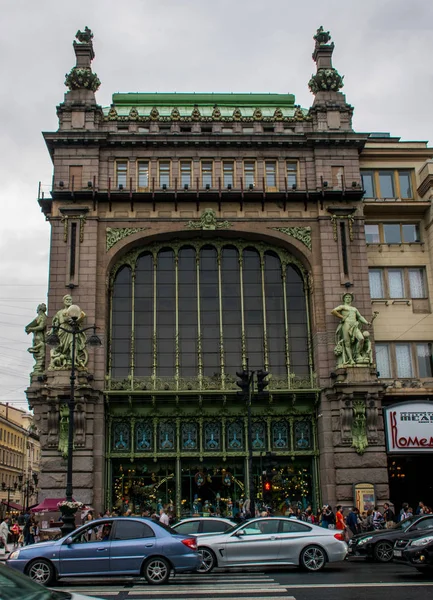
[109,240,312,390]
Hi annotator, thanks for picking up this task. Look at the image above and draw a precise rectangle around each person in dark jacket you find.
[346,507,360,536]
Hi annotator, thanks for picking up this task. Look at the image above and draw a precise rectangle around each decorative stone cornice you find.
[106,227,149,251]
[271,226,312,250]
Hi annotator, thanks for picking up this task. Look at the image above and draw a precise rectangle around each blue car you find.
[7,517,201,586]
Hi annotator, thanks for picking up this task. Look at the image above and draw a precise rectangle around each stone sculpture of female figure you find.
[25,303,47,374]
[49,294,88,369]
[332,293,371,366]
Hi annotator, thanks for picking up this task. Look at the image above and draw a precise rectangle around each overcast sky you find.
[1,0,432,409]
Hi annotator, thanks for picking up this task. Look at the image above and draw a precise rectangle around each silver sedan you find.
[196,517,348,573]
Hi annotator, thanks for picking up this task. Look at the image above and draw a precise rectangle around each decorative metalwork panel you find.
[181,422,198,450]
[112,422,130,452]
[294,420,312,450]
[135,421,153,452]
[251,421,266,450]
[158,421,175,451]
[226,420,244,451]
[272,420,289,450]
[204,421,221,450]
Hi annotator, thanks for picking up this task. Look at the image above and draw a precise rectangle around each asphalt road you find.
[52,558,433,600]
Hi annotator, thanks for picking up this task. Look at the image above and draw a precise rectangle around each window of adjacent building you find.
[375,342,433,379]
[116,161,128,189]
[365,223,421,244]
[332,166,345,189]
[137,161,149,189]
[417,343,433,377]
[223,162,234,187]
[180,162,192,188]
[265,162,277,188]
[287,162,298,188]
[159,161,170,188]
[369,267,427,299]
[361,169,414,199]
[244,161,256,188]
[201,162,213,187]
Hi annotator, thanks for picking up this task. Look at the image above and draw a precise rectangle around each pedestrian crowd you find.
[0,511,41,553]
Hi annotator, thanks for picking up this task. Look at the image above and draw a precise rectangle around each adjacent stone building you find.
[26,26,433,514]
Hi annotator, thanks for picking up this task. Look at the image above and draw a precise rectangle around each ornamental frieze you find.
[186,208,232,231]
[270,226,312,251]
[106,227,149,251]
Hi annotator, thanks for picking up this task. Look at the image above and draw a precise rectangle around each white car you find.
[195,517,348,572]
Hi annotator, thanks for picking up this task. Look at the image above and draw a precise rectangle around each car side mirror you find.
[65,536,73,544]
[234,530,245,537]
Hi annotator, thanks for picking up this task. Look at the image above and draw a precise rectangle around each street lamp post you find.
[47,304,101,535]
[236,363,269,520]
[1,482,18,515]
[18,473,39,511]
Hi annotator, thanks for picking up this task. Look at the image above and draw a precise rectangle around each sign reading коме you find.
[384,401,433,453]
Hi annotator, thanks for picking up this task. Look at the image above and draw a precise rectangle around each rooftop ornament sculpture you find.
[65,26,101,92]
[25,303,47,375]
[314,25,332,46]
[75,26,94,44]
[308,26,344,94]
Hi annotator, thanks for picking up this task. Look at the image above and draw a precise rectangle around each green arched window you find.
[109,240,312,390]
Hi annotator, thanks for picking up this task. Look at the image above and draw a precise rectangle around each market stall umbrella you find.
[30,497,77,513]
[1,501,23,511]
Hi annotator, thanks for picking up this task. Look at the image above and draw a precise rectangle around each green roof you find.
[111,92,296,107]
[104,92,306,120]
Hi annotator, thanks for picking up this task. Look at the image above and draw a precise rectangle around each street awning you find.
[31,497,76,513]
[1,501,23,511]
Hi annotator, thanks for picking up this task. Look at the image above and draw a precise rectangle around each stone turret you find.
[308,26,353,132]
[57,27,103,130]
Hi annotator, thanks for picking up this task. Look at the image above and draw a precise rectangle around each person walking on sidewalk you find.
[0,518,11,554]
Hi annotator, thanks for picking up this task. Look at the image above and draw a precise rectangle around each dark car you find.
[7,516,201,586]
[393,530,433,574]
[348,514,433,562]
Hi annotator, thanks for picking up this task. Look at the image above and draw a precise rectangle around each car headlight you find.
[9,550,20,559]
[411,536,433,547]
[357,536,373,546]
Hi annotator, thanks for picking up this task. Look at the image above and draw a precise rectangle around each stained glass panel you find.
[159,421,175,451]
[204,422,221,450]
[135,421,153,451]
[272,421,289,450]
[112,422,130,452]
[294,420,312,450]
[251,422,266,450]
[182,422,198,450]
[227,421,244,450]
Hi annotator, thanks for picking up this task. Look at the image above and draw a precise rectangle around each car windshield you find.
[0,564,71,600]
[393,516,416,531]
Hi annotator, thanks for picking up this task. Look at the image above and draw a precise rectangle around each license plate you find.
[393,550,402,557]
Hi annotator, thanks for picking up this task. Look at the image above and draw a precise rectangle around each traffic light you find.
[236,369,250,397]
[262,477,272,504]
[257,369,269,397]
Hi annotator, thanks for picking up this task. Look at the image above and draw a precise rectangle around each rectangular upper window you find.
[159,161,170,188]
[360,169,414,199]
[365,223,421,244]
[244,161,256,188]
[265,161,277,188]
[180,162,192,188]
[368,267,428,300]
[287,162,298,188]
[137,161,149,190]
[201,161,213,187]
[116,161,128,189]
[375,342,432,379]
[223,162,234,188]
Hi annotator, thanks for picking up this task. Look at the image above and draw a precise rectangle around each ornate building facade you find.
[26,26,433,514]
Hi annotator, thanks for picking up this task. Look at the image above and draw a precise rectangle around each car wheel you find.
[142,556,171,585]
[26,559,55,586]
[300,545,327,572]
[373,541,393,563]
[197,547,216,574]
